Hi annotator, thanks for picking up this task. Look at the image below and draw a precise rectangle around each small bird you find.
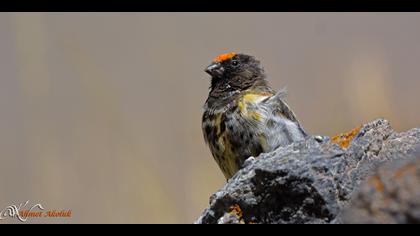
[202,52,307,180]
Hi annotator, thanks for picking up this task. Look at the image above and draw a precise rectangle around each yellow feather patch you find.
[239,92,272,114]
[258,134,268,152]
[243,94,262,103]
[243,92,272,103]
[249,111,262,121]
[218,131,239,179]
[238,101,245,113]
[214,113,222,135]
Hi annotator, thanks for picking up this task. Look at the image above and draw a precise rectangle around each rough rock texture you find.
[195,119,420,224]
[342,147,420,224]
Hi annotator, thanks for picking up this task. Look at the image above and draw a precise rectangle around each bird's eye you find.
[231,60,239,66]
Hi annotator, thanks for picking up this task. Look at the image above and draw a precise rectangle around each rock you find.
[342,147,420,224]
[195,119,420,224]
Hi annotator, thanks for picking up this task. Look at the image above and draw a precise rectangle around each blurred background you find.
[0,12,419,223]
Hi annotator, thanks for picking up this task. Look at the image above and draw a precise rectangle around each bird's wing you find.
[264,89,308,136]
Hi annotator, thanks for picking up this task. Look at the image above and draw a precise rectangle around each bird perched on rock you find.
[202,52,307,180]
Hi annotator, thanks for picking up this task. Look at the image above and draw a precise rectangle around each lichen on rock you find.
[341,146,420,224]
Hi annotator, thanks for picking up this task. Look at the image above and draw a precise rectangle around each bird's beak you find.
[205,62,224,78]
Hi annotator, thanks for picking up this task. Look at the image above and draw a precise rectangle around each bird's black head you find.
[205,52,267,92]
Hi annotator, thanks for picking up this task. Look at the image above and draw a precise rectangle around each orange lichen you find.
[394,163,417,179]
[229,204,243,219]
[228,204,246,224]
[368,176,385,192]
[213,52,236,63]
[331,125,362,149]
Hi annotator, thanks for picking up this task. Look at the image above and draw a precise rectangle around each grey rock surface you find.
[195,119,420,224]
[342,147,420,224]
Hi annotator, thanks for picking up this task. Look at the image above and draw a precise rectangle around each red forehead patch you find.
[213,52,236,63]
